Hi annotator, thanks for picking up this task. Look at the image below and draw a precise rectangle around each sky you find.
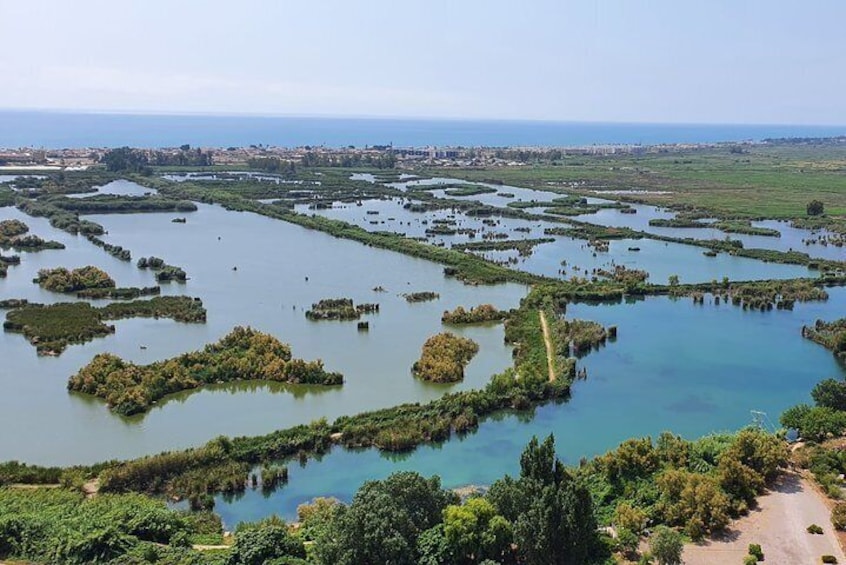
[1,0,844,125]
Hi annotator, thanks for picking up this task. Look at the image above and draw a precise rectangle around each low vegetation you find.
[3,296,206,355]
[404,291,440,303]
[441,303,507,324]
[68,326,343,416]
[305,298,379,321]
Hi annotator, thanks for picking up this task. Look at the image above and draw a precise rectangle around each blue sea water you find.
[1,110,844,149]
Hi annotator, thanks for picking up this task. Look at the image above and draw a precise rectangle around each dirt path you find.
[538,310,556,382]
[683,472,845,565]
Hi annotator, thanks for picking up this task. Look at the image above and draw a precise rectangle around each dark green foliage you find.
[0,461,63,485]
[823,555,839,564]
[0,488,214,564]
[780,404,846,441]
[76,286,160,300]
[17,198,106,235]
[4,302,114,355]
[748,543,763,560]
[404,291,440,303]
[488,435,598,565]
[102,147,153,175]
[3,296,206,355]
[808,523,824,534]
[305,298,378,321]
[137,256,188,282]
[813,379,846,411]
[808,199,825,216]
[804,318,846,362]
[47,194,197,214]
[314,472,457,565]
[68,326,342,416]
[226,524,304,565]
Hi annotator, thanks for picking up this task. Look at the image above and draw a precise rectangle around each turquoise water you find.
[214,289,846,525]
[2,110,845,148]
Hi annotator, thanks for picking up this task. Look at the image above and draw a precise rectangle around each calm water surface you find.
[214,289,846,525]
[0,202,524,465]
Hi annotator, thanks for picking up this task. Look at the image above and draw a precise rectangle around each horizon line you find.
[2,107,846,130]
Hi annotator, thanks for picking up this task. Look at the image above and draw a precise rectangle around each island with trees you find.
[67,326,344,416]
[3,296,207,355]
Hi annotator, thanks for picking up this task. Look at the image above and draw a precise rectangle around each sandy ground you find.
[683,471,845,565]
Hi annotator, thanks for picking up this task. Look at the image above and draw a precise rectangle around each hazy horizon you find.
[2,1,845,125]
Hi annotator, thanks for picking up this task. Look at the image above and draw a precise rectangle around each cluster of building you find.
[0,141,742,171]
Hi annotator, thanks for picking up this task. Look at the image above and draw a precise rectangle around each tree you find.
[226,524,305,565]
[649,525,683,565]
[668,275,679,286]
[315,472,457,565]
[442,498,513,564]
[488,435,598,565]
[807,200,825,216]
[813,379,846,411]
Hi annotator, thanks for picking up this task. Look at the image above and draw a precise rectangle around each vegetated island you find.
[802,317,846,362]
[34,264,162,299]
[3,296,206,355]
[0,219,65,252]
[137,256,188,282]
[403,291,440,303]
[305,298,379,321]
[0,253,20,278]
[412,332,480,383]
[441,303,508,324]
[67,326,343,416]
[34,265,115,293]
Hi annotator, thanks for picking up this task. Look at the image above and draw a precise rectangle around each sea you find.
[1,110,845,149]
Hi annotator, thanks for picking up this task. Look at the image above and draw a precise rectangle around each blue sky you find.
[1,0,844,124]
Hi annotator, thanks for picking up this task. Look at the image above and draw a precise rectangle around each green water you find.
[0,203,525,464]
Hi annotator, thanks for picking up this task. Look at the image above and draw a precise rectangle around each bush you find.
[744,555,759,565]
[832,503,846,531]
[748,543,763,560]
[823,556,838,564]
[808,523,824,534]
[808,200,825,216]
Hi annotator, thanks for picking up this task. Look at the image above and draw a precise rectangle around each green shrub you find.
[832,503,846,531]
[808,523,824,534]
[823,555,838,564]
[748,543,763,560]
[744,555,759,565]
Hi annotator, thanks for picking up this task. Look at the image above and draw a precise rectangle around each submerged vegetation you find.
[305,298,379,321]
[404,291,440,303]
[412,332,480,383]
[68,326,343,416]
[3,296,206,355]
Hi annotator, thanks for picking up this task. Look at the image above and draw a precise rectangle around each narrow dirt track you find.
[538,310,556,382]
[683,472,846,565]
